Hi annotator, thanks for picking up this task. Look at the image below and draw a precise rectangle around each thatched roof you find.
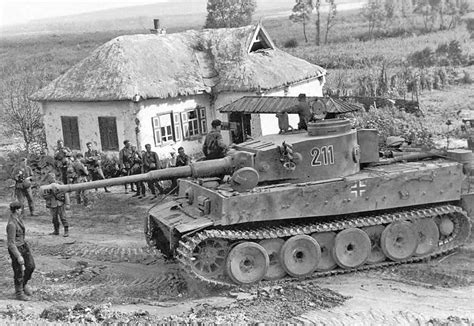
[32,25,326,102]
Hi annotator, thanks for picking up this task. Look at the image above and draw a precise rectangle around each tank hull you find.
[146,159,472,285]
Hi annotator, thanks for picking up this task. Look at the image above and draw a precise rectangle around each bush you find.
[351,105,435,149]
[283,38,298,48]
[461,70,473,84]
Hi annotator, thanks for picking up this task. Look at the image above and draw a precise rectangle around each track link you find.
[174,204,471,287]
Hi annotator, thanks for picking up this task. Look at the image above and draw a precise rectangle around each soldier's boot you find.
[15,285,29,301]
[63,227,69,237]
[50,226,59,235]
[23,284,32,296]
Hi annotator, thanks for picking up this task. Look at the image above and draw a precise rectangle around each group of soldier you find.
[6,118,228,301]
[118,141,191,198]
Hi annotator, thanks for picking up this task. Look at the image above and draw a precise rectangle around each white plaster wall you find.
[41,101,134,155]
[260,78,325,135]
[137,94,211,160]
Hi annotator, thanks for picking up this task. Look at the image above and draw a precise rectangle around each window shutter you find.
[198,107,207,134]
[98,117,119,151]
[61,116,80,150]
[173,112,182,141]
[181,112,189,139]
[152,117,161,146]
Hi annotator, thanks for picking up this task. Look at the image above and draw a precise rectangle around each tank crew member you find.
[142,144,164,199]
[6,201,35,301]
[11,158,37,216]
[119,140,134,193]
[130,145,146,198]
[84,142,110,193]
[71,153,90,206]
[282,93,314,130]
[203,119,228,160]
[54,139,72,184]
[44,173,70,237]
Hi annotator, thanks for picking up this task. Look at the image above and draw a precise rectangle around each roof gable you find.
[32,25,326,102]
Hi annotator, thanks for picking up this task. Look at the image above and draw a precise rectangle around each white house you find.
[32,24,326,158]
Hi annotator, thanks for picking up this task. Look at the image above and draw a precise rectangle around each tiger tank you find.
[41,118,474,286]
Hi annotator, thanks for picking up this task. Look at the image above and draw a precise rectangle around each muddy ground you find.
[0,183,473,325]
[1,84,474,324]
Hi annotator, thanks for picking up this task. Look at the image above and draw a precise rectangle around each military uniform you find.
[12,165,35,216]
[7,210,35,300]
[54,145,72,184]
[119,145,134,193]
[142,150,163,197]
[203,130,227,160]
[130,150,146,197]
[44,182,70,237]
[71,160,89,206]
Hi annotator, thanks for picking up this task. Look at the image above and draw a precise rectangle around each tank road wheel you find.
[280,235,321,278]
[413,219,440,256]
[438,216,454,236]
[333,228,371,269]
[259,239,287,281]
[191,238,228,278]
[381,221,418,261]
[311,232,337,271]
[362,225,386,264]
[226,242,269,285]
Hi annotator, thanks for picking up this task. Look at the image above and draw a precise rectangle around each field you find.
[0,3,474,324]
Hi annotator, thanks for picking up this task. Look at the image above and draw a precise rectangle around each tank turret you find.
[40,118,473,286]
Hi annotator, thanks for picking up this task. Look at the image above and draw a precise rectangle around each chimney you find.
[150,19,166,34]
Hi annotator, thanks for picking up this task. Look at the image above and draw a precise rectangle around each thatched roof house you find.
[33,24,327,155]
[32,25,325,102]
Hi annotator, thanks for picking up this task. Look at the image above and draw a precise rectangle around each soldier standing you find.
[11,158,37,216]
[170,147,190,193]
[142,144,164,199]
[119,140,134,193]
[71,153,90,206]
[130,146,146,198]
[202,119,228,160]
[54,140,72,184]
[6,201,35,301]
[44,173,70,237]
[84,142,110,193]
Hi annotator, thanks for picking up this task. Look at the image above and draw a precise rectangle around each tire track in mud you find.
[34,243,163,264]
[298,310,472,325]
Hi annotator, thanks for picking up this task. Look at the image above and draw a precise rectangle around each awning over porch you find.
[220,96,363,114]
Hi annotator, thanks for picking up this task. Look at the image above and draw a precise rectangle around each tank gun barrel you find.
[41,156,235,194]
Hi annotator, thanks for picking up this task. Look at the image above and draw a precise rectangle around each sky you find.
[0,0,167,27]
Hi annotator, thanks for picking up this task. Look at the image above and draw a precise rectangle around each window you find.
[152,114,174,146]
[98,117,119,151]
[152,107,207,145]
[61,116,80,150]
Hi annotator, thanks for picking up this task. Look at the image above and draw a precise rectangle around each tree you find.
[204,0,257,29]
[314,0,321,46]
[290,0,314,43]
[324,0,337,44]
[361,0,386,40]
[1,70,45,154]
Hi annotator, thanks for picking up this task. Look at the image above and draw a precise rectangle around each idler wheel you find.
[333,228,371,269]
[311,232,337,271]
[259,239,287,280]
[362,225,386,264]
[381,221,418,261]
[226,242,269,285]
[413,218,440,256]
[280,235,321,278]
[191,238,228,278]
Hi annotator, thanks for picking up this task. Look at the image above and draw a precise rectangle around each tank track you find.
[174,204,471,287]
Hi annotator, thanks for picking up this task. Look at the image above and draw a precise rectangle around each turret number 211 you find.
[311,145,335,166]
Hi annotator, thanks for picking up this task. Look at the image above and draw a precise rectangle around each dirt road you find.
[0,187,472,324]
